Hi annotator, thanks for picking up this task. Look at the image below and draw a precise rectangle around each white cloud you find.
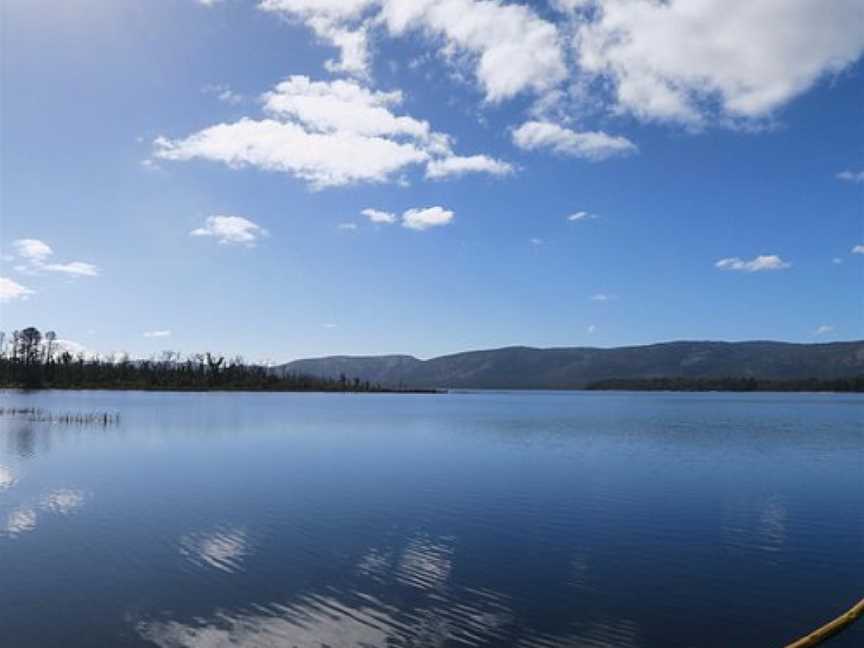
[590,293,616,302]
[513,121,636,160]
[837,170,864,183]
[587,324,596,334]
[262,76,435,142]
[12,239,52,261]
[10,238,99,277]
[425,154,514,179]
[40,261,99,277]
[190,215,268,245]
[323,323,338,329]
[0,277,36,303]
[853,245,864,254]
[202,83,243,105]
[361,208,397,224]
[263,1,568,102]
[0,277,35,303]
[814,325,834,336]
[155,76,501,189]
[832,257,843,265]
[140,159,162,172]
[378,0,568,103]
[402,206,454,230]
[259,1,377,76]
[567,210,597,221]
[144,330,172,338]
[259,1,862,130]
[337,222,358,230]
[715,255,791,272]
[55,339,88,356]
[155,119,430,190]
[573,0,864,125]
[530,237,543,245]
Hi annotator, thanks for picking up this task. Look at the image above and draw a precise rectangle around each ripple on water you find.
[0,464,15,490]
[180,527,249,574]
[2,507,37,537]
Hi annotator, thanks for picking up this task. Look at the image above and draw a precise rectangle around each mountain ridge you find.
[276,340,864,390]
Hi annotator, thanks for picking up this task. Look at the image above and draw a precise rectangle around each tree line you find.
[0,327,425,392]
[585,375,864,393]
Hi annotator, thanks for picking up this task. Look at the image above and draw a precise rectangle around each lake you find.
[0,390,861,647]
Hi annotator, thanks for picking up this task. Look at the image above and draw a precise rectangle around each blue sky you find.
[1,0,863,362]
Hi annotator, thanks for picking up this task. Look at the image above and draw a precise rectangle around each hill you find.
[276,340,864,390]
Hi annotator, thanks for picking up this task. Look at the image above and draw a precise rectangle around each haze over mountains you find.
[277,341,864,390]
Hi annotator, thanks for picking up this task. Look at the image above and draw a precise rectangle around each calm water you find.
[0,390,861,648]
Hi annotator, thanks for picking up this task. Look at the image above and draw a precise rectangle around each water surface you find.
[1,390,862,647]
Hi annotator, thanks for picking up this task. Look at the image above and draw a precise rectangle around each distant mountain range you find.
[276,340,864,390]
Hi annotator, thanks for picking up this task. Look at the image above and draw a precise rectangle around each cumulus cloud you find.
[0,277,34,303]
[425,154,514,179]
[155,76,502,189]
[190,215,268,245]
[567,211,597,221]
[10,239,98,277]
[814,325,834,336]
[402,206,454,230]
[13,239,52,261]
[259,1,376,76]
[262,76,435,142]
[837,170,864,183]
[571,0,864,126]
[361,208,397,224]
[715,255,791,272]
[853,245,864,254]
[590,293,616,302]
[155,119,429,189]
[144,330,172,338]
[512,121,636,160]
[257,1,863,132]
[262,0,567,102]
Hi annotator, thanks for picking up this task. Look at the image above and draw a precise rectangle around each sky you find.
[1,0,863,363]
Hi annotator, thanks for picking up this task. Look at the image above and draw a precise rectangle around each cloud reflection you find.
[139,595,392,648]
[0,465,15,490]
[3,507,37,537]
[396,535,454,592]
[180,527,249,574]
[42,489,87,515]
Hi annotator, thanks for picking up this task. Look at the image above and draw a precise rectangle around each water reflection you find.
[9,422,37,458]
[42,489,87,515]
[1,390,862,648]
[757,496,788,552]
[396,534,454,591]
[140,595,395,648]
[180,527,249,574]
[1,488,88,538]
[138,582,643,647]
[0,464,15,490]
[3,507,37,537]
[722,494,789,554]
